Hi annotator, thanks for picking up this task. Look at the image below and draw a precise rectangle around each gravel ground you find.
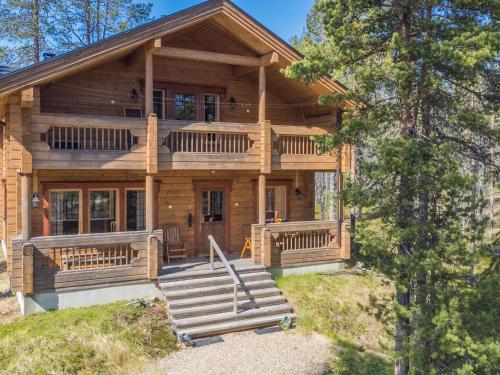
[158,328,333,375]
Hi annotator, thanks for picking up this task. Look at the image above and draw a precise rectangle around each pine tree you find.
[0,0,51,65]
[49,0,153,50]
[287,1,499,374]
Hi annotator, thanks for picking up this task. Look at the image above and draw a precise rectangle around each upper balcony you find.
[31,113,349,172]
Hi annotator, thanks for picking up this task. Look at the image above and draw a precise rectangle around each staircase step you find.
[160,271,271,291]
[163,279,276,300]
[159,264,266,282]
[177,313,296,338]
[167,287,283,309]
[170,295,287,319]
[173,304,293,329]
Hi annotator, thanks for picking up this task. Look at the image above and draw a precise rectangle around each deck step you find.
[159,264,266,282]
[163,279,276,300]
[173,304,292,329]
[170,295,287,319]
[167,287,283,309]
[176,313,296,339]
[160,271,271,291]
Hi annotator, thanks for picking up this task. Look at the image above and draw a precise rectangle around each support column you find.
[259,66,266,123]
[258,174,266,225]
[20,173,31,240]
[145,174,154,231]
[145,49,153,116]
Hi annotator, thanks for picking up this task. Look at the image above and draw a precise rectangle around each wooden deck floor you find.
[160,254,255,277]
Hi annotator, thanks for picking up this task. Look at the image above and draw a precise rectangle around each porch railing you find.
[208,235,240,315]
[277,135,320,155]
[12,230,162,293]
[256,221,342,267]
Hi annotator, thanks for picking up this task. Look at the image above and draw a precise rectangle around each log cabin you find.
[0,0,354,336]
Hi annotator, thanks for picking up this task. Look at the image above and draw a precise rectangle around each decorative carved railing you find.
[167,130,253,154]
[12,230,162,292]
[255,221,341,267]
[42,126,138,151]
[277,135,320,155]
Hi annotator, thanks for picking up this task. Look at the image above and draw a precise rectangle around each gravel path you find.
[158,328,333,375]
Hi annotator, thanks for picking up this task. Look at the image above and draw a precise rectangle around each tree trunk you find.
[33,0,40,63]
[329,173,336,221]
[85,0,92,44]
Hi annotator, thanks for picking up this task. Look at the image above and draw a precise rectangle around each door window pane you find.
[175,93,196,120]
[50,191,80,235]
[89,190,117,233]
[153,90,165,119]
[201,190,224,222]
[126,190,145,231]
[265,186,287,223]
[204,95,218,122]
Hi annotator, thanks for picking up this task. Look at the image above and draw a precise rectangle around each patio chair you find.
[162,224,188,264]
[240,223,252,258]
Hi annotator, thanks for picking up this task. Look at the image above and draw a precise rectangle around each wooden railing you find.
[12,230,162,293]
[167,130,252,154]
[208,235,240,315]
[256,221,342,267]
[42,125,138,151]
[278,135,320,155]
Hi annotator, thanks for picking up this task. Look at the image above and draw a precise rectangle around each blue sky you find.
[150,0,314,42]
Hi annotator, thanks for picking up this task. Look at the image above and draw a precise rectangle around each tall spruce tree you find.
[287,1,499,374]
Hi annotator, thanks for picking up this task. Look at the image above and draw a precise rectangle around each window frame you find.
[125,188,146,232]
[153,89,166,120]
[42,182,155,236]
[48,189,83,236]
[88,188,120,233]
[203,93,220,122]
[253,180,292,223]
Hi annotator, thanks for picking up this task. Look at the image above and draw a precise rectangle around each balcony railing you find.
[167,130,253,154]
[12,230,162,293]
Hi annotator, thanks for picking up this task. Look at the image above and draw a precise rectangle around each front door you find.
[195,182,229,256]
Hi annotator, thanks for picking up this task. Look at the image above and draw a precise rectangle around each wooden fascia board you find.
[0,1,224,97]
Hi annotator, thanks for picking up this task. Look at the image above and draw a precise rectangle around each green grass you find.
[276,272,394,375]
[0,300,177,375]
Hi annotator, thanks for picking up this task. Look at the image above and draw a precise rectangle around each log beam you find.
[153,46,279,67]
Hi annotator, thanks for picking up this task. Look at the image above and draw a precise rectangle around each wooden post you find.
[262,228,272,267]
[147,234,158,280]
[258,174,266,225]
[20,173,31,240]
[145,174,154,231]
[22,243,33,294]
[259,66,266,123]
[145,49,153,116]
[147,114,157,174]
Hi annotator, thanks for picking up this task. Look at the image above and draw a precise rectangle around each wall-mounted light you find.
[295,188,303,200]
[230,96,237,110]
[32,192,40,208]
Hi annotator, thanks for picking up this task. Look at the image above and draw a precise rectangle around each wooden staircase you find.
[159,264,295,339]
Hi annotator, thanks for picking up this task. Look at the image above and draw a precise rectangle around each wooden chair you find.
[240,224,252,258]
[162,224,188,263]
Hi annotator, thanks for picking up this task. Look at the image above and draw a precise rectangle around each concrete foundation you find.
[269,261,345,277]
[17,282,163,315]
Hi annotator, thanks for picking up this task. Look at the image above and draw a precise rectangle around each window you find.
[204,94,219,122]
[265,186,287,223]
[126,190,145,231]
[153,89,165,119]
[175,93,196,120]
[89,190,117,233]
[50,191,80,235]
[201,189,224,223]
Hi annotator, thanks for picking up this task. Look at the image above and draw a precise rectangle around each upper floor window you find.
[204,94,219,122]
[175,93,196,120]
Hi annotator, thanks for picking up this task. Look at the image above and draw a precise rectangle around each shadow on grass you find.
[328,346,393,375]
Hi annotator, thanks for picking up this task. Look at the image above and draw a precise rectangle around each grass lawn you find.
[277,272,395,375]
[0,300,178,375]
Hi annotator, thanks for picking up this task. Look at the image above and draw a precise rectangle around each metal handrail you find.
[208,235,240,315]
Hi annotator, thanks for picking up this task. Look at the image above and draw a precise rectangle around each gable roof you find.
[0,0,349,105]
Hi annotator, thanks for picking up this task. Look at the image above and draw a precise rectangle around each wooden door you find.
[195,182,230,256]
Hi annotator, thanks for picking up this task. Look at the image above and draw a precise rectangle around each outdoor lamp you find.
[32,192,40,208]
